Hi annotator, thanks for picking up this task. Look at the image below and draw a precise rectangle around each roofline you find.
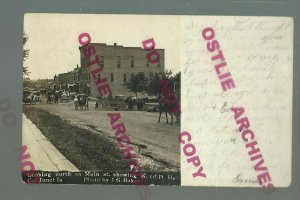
[79,43,164,51]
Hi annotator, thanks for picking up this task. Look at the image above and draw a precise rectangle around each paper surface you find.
[23,14,293,187]
[181,16,293,187]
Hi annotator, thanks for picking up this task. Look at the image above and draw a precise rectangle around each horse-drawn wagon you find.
[46,91,54,104]
[60,92,70,103]
[96,96,155,111]
[99,98,127,110]
[143,97,159,112]
[23,90,32,105]
[23,90,41,105]
[32,91,41,103]
[74,94,89,110]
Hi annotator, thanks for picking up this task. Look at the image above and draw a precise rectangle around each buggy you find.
[99,98,127,110]
[46,91,54,104]
[60,92,70,103]
[32,91,41,103]
[74,94,89,110]
[23,90,32,105]
[144,97,159,112]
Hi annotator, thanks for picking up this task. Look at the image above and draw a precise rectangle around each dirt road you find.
[25,100,180,170]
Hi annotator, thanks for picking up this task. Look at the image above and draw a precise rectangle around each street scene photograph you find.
[22,14,181,185]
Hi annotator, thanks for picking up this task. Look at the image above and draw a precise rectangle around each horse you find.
[158,91,181,125]
[158,97,169,124]
[33,95,40,103]
[158,102,180,125]
[54,94,59,104]
[157,79,181,125]
[24,96,32,105]
[158,96,180,125]
[47,93,53,104]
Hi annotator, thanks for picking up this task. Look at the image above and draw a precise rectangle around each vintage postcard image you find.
[22,14,292,187]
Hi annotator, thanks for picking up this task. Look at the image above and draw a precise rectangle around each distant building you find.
[53,43,164,97]
[79,43,165,98]
[53,65,90,93]
[33,78,52,89]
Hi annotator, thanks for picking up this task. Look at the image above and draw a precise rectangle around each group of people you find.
[47,91,59,104]
[23,92,40,104]
[73,94,89,110]
[46,90,72,104]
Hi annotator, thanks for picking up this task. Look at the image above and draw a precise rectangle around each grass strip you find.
[23,106,128,171]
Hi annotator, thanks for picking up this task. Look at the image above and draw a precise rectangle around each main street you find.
[24,99,180,171]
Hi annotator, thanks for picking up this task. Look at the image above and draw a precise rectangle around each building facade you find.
[53,66,83,93]
[79,43,165,98]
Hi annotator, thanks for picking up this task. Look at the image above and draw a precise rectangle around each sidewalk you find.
[22,113,78,171]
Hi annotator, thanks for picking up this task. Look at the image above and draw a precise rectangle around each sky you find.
[24,13,181,80]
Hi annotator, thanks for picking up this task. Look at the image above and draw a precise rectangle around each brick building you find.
[79,43,164,98]
[53,65,84,93]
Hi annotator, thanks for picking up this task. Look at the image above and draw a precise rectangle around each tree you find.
[23,77,34,89]
[170,72,181,103]
[23,32,30,77]
[124,72,148,99]
[160,69,173,79]
[146,72,160,97]
[146,69,176,97]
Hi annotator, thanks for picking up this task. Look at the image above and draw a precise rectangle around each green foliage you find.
[160,69,173,79]
[146,69,181,97]
[124,69,181,98]
[23,107,128,171]
[169,72,181,93]
[124,72,148,99]
[146,72,160,97]
[23,66,30,76]
[23,32,28,45]
[169,72,181,103]
[23,78,34,89]
[23,32,30,76]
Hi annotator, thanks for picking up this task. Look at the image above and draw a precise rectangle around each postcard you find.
[22,14,292,187]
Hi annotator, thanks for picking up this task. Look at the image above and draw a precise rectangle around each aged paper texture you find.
[181,16,293,187]
[23,14,292,186]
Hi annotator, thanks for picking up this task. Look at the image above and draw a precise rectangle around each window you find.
[123,73,127,82]
[131,56,134,68]
[97,73,101,81]
[146,60,149,68]
[100,56,104,67]
[157,62,161,67]
[117,56,121,68]
[111,73,114,82]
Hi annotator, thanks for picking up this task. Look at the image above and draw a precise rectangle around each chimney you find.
[114,43,117,46]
